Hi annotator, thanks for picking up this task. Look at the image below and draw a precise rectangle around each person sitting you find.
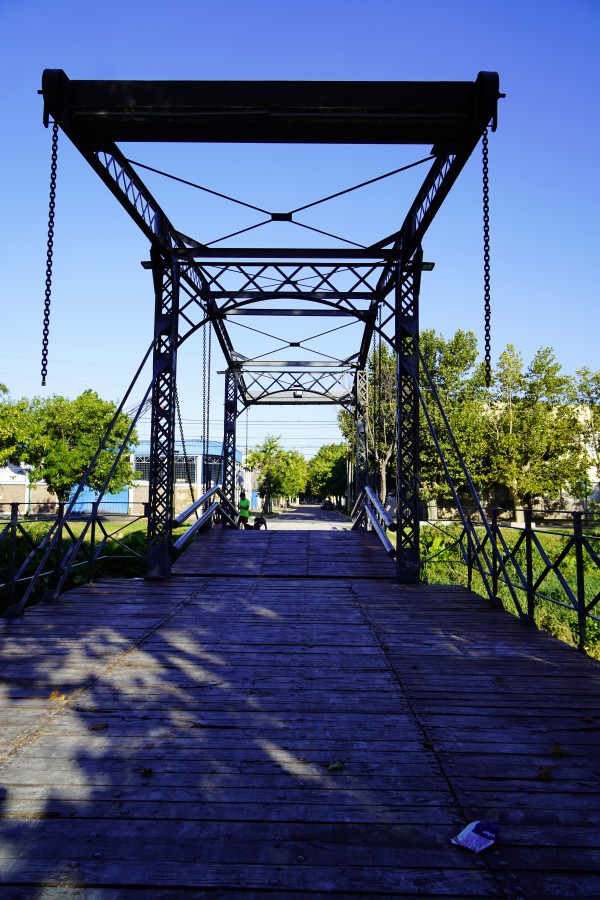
[253,515,267,530]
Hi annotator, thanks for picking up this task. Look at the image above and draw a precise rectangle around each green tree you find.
[246,436,308,512]
[483,346,588,511]
[419,329,488,502]
[307,443,348,502]
[0,390,138,502]
[338,343,396,503]
[576,367,600,471]
[280,450,309,500]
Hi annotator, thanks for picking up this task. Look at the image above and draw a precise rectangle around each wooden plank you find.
[1,554,600,896]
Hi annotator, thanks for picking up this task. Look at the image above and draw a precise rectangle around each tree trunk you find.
[379,460,387,505]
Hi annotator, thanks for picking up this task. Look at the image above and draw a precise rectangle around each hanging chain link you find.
[41,121,59,387]
[482,127,492,387]
[175,385,197,513]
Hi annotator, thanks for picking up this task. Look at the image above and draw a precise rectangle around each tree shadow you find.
[0,574,507,896]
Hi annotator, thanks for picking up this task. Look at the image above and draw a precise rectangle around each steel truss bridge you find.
[39,70,501,581]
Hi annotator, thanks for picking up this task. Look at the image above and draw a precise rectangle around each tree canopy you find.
[336,330,596,513]
[482,345,589,509]
[576,366,600,474]
[419,329,488,501]
[338,342,396,502]
[0,389,138,502]
[246,435,308,511]
[306,443,348,501]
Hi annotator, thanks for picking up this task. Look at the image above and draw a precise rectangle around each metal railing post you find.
[55,502,65,579]
[491,508,499,601]
[573,511,587,651]
[7,503,19,605]
[524,508,535,624]
[468,510,476,591]
[89,502,98,583]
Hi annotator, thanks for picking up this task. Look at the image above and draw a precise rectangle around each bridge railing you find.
[417,346,600,652]
[420,507,600,651]
[0,483,241,613]
[172,486,238,552]
[0,501,148,614]
[351,486,396,558]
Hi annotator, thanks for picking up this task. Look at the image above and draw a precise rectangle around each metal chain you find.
[482,128,492,387]
[41,121,59,386]
[175,385,197,513]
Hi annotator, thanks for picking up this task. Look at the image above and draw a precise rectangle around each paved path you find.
[253,503,351,531]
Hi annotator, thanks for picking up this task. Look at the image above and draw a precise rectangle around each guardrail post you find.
[573,511,587,651]
[7,503,19,604]
[524,508,535,625]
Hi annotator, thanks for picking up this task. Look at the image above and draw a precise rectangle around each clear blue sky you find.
[1,0,598,457]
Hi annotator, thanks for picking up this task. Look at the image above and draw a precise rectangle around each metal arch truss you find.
[240,369,355,409]
[41,70,500,581]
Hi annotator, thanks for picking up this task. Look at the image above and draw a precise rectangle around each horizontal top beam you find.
[42,70,500,148]
[224,308,357,316]
[234,361,358,369]
[177,248,395,260]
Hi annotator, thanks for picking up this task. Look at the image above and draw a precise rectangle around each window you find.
[134,454,198,483]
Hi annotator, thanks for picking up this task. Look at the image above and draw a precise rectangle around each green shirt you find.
[239,497,250,520]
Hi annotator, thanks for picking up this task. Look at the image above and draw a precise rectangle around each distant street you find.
[261,503,351,531]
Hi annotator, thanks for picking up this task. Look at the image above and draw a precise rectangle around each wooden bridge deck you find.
[1,527,600,898]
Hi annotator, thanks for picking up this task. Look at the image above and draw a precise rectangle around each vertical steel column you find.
[395,247,423,583]
[146,232,180,579]
[355,368,369,500]
[222,368,238,507]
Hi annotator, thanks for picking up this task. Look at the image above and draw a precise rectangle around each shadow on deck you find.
[1,526,599,897]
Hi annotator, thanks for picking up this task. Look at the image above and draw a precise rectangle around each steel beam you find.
[41,74,498,146]
[146,234,180,579]
[395,247,423,583]
[221,370,239,507]
[355,369,369,504]
[178,248,394,260]
[374,73,500,296]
